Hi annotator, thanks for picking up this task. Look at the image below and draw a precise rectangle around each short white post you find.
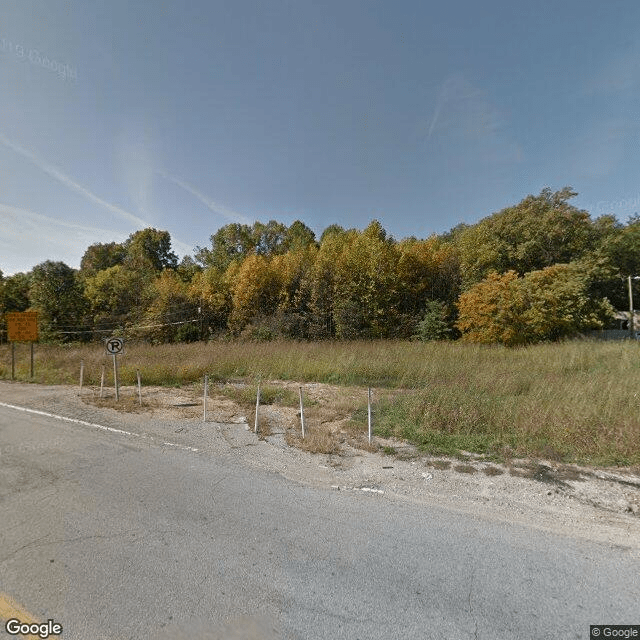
[113,354,119,402]
[100,365,105,398]
[368,387,372,444]
[79,360,84,393]
[299,386,305,439]
[203,374,208,422]
[137,369,142,406]
[254,382,261,433]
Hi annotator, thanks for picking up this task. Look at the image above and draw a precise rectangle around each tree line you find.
[1,187,639,345]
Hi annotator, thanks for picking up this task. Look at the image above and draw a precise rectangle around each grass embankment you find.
[1,339,639,467]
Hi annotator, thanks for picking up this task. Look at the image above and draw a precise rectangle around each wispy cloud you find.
[0,132,150,228]
[426,74,500,141]
[158,170,253,225]
[0,203,126,273]
[422,73,523,167]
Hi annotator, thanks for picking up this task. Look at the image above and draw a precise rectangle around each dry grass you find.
[482,465,504,476]
[285,429,342,455]
[454,464,477,474]
[2,338,640,466]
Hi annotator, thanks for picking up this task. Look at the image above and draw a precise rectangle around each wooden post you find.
[137,369,142,406]
[254,382,261,433]
[11,342,15,380]
[113,354,119,402]
[100,365,105,398]
[299,386,305,439]
[30,342,34,378]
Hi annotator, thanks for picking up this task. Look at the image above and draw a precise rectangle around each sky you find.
[2,0,640,275]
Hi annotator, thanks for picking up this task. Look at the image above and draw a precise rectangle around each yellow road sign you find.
[6,311,39,342]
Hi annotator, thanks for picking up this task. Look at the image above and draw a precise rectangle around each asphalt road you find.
[0,404,638,640]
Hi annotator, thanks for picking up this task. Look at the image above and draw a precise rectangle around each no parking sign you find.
[105,337,124,356]
[105,337,124,401]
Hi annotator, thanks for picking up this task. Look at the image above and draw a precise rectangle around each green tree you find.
[124,228,178,272]
[195,223,256,270]
[285,220,316,252]
[253,220,289,256]
[84,265,151,331]
[413,300,451,341]
[330,221,401,339]
[455,187,597,288]
[79,241,127,278]
[519,262,613,342]
[29,261,89,341]
[2,272,31,312]
[176,255,202,283]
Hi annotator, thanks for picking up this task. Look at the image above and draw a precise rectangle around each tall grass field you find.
[2,339,639,467]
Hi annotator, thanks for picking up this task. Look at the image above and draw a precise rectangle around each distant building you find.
[588,311,640,340]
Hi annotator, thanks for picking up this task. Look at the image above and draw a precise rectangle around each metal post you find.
[11,342,15,380]
[254,382,261,433]
[113,354,119,402]
[100,365,105,398]
[203,374,208,422]
[30,342,34,378]
[368,387,372,444]
[80,360,84,392]
[137,369,142,406]
[629,275,635,338]
[299,386,305,439]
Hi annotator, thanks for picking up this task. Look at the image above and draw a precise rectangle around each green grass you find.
[2,338,640,467]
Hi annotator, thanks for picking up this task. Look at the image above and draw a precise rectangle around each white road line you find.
[0,401,199,453]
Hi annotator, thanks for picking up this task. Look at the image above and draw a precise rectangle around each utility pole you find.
[628,276,640,339]
[629,275,634,338]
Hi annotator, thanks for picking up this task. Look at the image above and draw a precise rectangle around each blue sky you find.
[2,0,640,274]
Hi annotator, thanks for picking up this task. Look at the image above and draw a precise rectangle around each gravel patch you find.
[1,380,639,552]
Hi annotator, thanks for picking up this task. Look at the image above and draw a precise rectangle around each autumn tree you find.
[305,228,352,338]
[328,221,401,339]
[395,236,461,335]
[456,264,613,346]
[455,271,526,345]
[140,270,199,342]
[189,266,233,338]
[227,254,284,335]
